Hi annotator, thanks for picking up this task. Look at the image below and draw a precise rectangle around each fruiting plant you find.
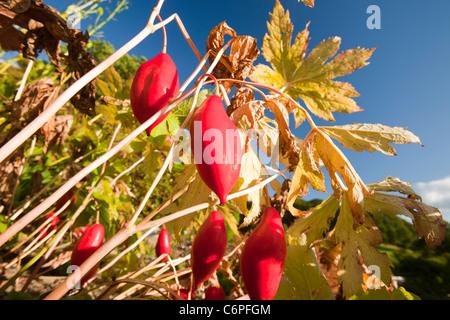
[0,0,446,302]
[130,52,179,135]
[240,207,286,300]
[55,190,76,212]
[205,284,226,300]
[155,226,171,262]
[38,212,60,240]
[190,210,228,288]
[70,223,105,286]
[189,94,242,204]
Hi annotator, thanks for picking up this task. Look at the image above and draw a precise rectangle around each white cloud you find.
[413,176,450,222]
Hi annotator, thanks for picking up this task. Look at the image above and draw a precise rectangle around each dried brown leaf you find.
[265,97,300,167]
[206,21,260,93]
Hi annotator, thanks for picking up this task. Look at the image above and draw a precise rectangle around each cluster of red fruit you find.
[38,189,106,288]
[134,52,287,300]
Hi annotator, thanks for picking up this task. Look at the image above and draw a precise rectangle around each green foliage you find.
[89,39,147,81]
[374,217,450,300]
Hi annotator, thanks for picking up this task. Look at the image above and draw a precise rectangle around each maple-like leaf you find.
[335,192,393,298]
[320,123,423,155]
[250,0,375,122]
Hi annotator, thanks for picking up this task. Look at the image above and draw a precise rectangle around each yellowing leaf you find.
[231,143,265,228]
[274,234,334,300]
[320,123,423,155]
[250,1,374,121]
[287,195,340,246]
[286,134,326,216]
[365,192,447,249]
[299,0,315,8]
[313,130,370,227]
[335,192,393,298]
[349,286,421,300]
[367,176,421,200]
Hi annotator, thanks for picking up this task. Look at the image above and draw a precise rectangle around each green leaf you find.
[349,286,421,300]
[274,234,334,300]
[287,195,339,246]
[104,66,122,96]
[150,112,180,140]
[172,89,211,125]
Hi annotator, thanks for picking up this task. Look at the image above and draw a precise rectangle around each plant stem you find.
[14,59,34,102]
[43,168,288,300]
[0,0,167,164]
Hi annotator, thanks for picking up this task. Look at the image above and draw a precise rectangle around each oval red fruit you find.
[190,95,242,204]
[240,207,286,300]
[70,223,105,286]
[155,227,171,262]
[55,190,76,212]
[190,210,227,288]
[205,284,226,300]
[38,212,60,240]
[130,52,179,135]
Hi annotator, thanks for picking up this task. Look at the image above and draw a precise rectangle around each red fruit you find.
[190,95,242,204]
[38,212,60,240]
[240,207,286,300]
[55,190,76,212]
[190,210,227,288]
[173,288,193,300]
[155,227,171,262]
[130,52,179,136]
[205,284,226,300]
[70,223,105,286]
[73,224,89,237]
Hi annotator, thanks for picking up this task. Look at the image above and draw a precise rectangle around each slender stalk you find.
[110,156,145,186]
[43,169,288,300]
[0,0,167,164]
[14,59,34,102]
[0,86,194,248]
[218,78,318,130]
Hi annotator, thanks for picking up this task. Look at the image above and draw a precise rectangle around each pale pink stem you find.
[0,0,166,164]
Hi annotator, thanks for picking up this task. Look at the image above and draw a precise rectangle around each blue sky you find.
[45,0,450,221]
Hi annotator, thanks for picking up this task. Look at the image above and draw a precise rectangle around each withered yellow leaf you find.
[313,130,370,228]
[298,0,314,8]
[367,176,421,200]
[365,192,447,249]
[320,123,423,155]
[335,192,393,298]
[287,195,340,246]
[286,133,326,217]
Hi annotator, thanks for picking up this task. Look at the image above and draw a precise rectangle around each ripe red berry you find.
[190,210,228,288]
[55,190,76,212]
[205,284,226,300]
[189,95,242,204]
[130,52,179,135]
[38,212,60,240]
[73,224,89,237]
[70,223,105,286]
[155,227,171,262]
[240,207,286,300]
[173,288,193,300]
